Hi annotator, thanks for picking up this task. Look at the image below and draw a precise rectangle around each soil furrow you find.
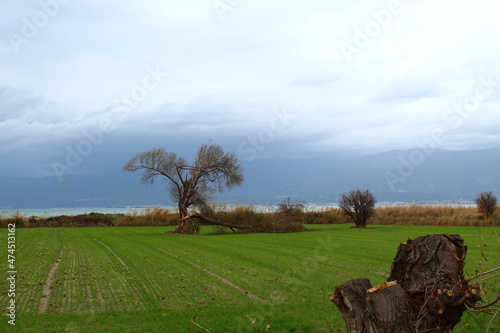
[39,251,63,314]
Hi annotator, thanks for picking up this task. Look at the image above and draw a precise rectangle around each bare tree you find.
[475,191,497,219]
[123,141,244,234]
[338,189,376,228]
[277,197,305,215]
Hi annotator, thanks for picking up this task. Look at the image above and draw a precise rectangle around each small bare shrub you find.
[267,212,305,233]
[475,191,497,219]
[338,189,376,228]
[269,197,306,232]
[277,197,305,215]
[214,204,305,233]
[226,205,263,230]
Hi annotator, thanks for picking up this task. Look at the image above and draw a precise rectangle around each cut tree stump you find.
[331,234,482,333]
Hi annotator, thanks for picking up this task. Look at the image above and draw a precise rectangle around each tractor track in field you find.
[39,251,63,314]
[94,238,158,310]
[93,239,128,268]
[157,248,268,304]
[16,239,28,252]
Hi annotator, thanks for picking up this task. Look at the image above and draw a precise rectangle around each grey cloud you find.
[373,87,441,104]
[371,76,443,104]
[0,86,45,121]
[291,76,338,87]
[1,1,500,178]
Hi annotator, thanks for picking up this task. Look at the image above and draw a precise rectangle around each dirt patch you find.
[39,252,63,314]
[85,285,96,313]
[157,248,268,304]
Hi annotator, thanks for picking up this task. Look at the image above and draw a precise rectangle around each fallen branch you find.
[189,213,258,232]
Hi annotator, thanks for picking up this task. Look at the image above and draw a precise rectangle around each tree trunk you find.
[189,213,259,232]
[331,234,481,332]
[171,203,258,234]
[172,204,198,234]
[355,218,366,228]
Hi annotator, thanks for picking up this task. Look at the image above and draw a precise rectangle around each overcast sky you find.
[1,0,499,178]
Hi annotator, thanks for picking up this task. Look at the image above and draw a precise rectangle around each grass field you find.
[1,224,499,332]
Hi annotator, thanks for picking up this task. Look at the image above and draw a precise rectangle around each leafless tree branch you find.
[123,141,244,234]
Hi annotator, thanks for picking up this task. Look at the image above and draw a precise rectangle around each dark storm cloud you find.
[0,1,499,177]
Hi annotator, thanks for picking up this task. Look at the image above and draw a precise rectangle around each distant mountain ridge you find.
[1,147,499,209]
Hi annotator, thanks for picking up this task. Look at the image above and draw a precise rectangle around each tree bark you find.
[172,208,256,234]
[331,234,481,332]
[172,204,198,234]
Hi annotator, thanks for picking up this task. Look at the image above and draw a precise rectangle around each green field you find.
[1,225,499,332]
